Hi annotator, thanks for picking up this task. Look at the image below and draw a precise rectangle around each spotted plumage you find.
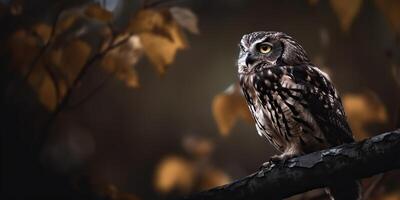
[237,31,360,200]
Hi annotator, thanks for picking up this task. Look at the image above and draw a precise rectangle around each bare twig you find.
[33,32,133,151]
[23,8,62,82]
[181,130,400,200]
[64,25,123,109]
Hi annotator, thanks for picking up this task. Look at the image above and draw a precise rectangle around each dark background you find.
[1,0,399,199]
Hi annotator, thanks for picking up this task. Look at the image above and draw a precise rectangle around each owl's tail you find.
[325,180,362,200]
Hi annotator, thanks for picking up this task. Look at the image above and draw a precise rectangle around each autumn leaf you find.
[375,0,400,34]
[154,156,194,193]
[140,31,186,74]
[128,8,188,75]
[329,0,363,32]
[183,135,214,158]
[199,167,231,191]
[31,39,92,110]
[101,35,143,88]
[155,135,231,194]
[342,91,388,140]
[56,12,79,35]
[55,5,111,43]
[212,84,253,136]
[7,29,40,72]
[36,69,59,110]
[127,9,165,34]
[7,29,58,110]
[6,4,198,111]
[47,39,92,85]
[154,154,230,194]
[169,7,199,34]
[32,23,52,44]
[84,3,113,23]
[98,184,141,200]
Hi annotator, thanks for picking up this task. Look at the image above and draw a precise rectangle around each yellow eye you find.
[258,44,271,54]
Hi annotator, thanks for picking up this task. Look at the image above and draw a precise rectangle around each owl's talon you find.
[259,155,282,170]
[260,161,274,170]
[269,154,297,166]
[270,155,283,163]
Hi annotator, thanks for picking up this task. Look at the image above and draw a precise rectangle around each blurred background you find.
[1,0,399,199]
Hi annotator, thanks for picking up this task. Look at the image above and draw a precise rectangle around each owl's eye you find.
[258,44,272,54]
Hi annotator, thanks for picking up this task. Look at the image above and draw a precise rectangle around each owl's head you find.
[238,31,310,74]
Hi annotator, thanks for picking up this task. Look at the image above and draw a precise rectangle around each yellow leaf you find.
[28,39,92,110]
[50,39,92,84]
[212,84,253,136]
[7,29,62,110]
[375,0,400,34]
[99,184,141,200]
[343,91,388,140]
[56,13,78,35]
[381,193,400,200]
[139,32,185,74]
[183,135,214,158]
[25,59,62,111]
[199,167,231,190]
[32,23,52,44]
[101,35,143,88]
[330,0,363,32]
[128,9,187,74]
[7,29,39,72]
[154,156,194,193]
[127,9,165,34]
[122,69,140,88]
[36,73,58,110]
[84,3,113,23]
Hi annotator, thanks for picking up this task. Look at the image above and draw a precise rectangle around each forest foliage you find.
[1,0,400,200]
[4,0,198,111]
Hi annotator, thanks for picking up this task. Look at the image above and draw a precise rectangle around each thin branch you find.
[181,130,400,200]
[23,8,62,82]
[65,33,133,108]
[33,32,133,151]
[105,33,133,51]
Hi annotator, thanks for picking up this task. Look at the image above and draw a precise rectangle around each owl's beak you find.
[238,53,259,74]
[245,53,257,67]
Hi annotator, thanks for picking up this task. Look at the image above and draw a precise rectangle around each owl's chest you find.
[240,72,327,152]
[241,74,294,149]
[252,88,297,149]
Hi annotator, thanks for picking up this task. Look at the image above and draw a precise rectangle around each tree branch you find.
[182,129,400,200]
[23,7,62,82]
[32,33,133,152]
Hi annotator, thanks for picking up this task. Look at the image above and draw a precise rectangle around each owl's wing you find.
[287,65,354,146]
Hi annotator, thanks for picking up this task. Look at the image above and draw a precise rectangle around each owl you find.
[237,31,360,200]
